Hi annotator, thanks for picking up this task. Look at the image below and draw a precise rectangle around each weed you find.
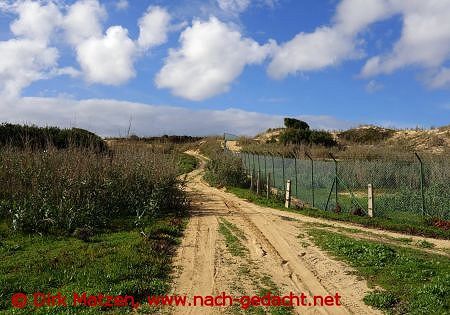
[308,229,450,314]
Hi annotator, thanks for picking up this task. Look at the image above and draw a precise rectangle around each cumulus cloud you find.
[268,27,357,79]
[62,0,106,46]
[155,17,273,101]
[137,6,171,50]
[217,0,250,14]
[268,0,450,89]
[361,1,450,86]
[268,0,395,79]
[0,1,61,99]
[76,26,137,85]
[0,97,351,136]
[115,0,128,10]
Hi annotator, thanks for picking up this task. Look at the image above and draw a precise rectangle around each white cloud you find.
[137,6,171,50]
[0,97,352,136]
[155,17,273,101]
[268,0,450,89]
[360,1,450,88]
[217,0,250,14]
[426,68,450,89]
[62,0,106,46]
[115,0,128,11]
[76,26,137,85]
[0,1,61,99]
[0,39,58,99]
[268,27,357,79]
[10,0,62,41]
[365,80,383,93]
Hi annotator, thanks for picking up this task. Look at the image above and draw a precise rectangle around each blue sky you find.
[1,0,450,136]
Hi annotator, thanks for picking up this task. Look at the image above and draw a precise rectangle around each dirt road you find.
[169,151,389,315]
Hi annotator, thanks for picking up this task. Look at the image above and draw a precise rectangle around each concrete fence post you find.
[368,184,374,218]
[266,172,271,199]
[285,180,291,208]
[256,172,260,195]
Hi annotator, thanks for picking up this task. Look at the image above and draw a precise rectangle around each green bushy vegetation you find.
[204,152,248,188]
[308,229,450,314]
[338,126,395,144]
[0,135,194,313]
[177,153,198,175]
[0,217,185,314]
[200,139,249,188]
[279,118,336,147]
[0,123,107,151]
[0,145,187,235]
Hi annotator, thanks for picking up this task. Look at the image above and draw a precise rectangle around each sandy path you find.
[168,151,383,315]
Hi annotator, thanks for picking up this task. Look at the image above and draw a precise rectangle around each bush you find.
[279,128,336,147]
[0,146,188,235]
[284,118,309,130]
[338,127,394,144]
[204,152,248,188]
[0,123,107,151]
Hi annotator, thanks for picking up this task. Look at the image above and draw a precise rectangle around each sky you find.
[0,0,450,136]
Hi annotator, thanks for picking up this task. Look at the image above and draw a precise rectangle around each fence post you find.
[285,180,291,208]
[415,152,426,217]
[329,153,338,207]
[271,154,275,188]
[282,155,286,191]
[257,154,261,187]
[368,184,374,218]
[294,156,298,198]
[306,152,315,207]
[264,155,267,182]
[266,172,271,199]
[256,172,260,195]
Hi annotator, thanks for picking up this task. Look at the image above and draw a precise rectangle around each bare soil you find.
[169,151,387,314]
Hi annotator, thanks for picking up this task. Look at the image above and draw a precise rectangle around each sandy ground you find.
[168,151,391,315]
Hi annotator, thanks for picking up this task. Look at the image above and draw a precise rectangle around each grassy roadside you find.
[0,153,194,314]
[0,216,186,314]
[226,187,450,240]
[307,229,450,314]
[177,153,198,175]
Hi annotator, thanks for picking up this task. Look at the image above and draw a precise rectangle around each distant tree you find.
[309,130,337,147]
[284,118,310,130]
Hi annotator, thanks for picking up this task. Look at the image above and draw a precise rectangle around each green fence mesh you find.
[240,152,449,221]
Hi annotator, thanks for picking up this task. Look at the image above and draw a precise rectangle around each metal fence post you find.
[294,156,298,198]
[282,155,286,191]
[329,153,338,207]
[415,152,426,216]
[306,152,315,207]
[271,154,275,188]
[257,154,261,188]
[252,153,256,178]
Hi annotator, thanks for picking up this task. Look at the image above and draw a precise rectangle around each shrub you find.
[0,123,107,151]
[338,127,394,144]
[204,152,248,188]
[0,146,188,235]
[284,118,310,130]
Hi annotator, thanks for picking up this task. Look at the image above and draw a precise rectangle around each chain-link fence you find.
[239,151,450,222]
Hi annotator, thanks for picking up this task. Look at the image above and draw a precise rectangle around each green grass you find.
[0,216,185,314]
[227,187,450,239]
[218,218,248,257]
[177,153,198,175]
[307,229,450,314]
